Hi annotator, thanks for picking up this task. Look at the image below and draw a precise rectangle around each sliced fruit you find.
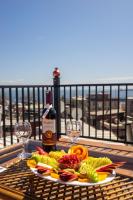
[78,178,89,182]
[97,172,109,181]
[49,150,66,161]
[68,145,88,161]
[79,163,99,183]
[36,165,52,175]
[36,146,48,156]
[63,168,76,173]
[96,162,126,173]
[27,159,36,168]
[31,153,43,163]
[58,154,80,170]
[42,171,51,176]
[82,157,112,170]
[37,162,53,169]
[51,172,59,179]
[31,154,59,169]
[59,171,78,182]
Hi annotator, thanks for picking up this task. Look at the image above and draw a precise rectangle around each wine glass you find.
[66,120,81,145]
[14,121,32,159]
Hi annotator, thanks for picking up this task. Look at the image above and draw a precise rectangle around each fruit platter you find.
[27,145,125,186]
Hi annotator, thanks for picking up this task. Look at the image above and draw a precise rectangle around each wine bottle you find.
[42,90,57,152]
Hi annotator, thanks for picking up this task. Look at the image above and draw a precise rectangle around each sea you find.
[1,87,133,103]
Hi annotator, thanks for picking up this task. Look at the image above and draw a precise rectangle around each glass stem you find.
[21,138,27,156]
[70,138,75,146]
[22,142,25,154]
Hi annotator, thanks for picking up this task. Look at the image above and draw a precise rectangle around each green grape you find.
[79,163,99,183]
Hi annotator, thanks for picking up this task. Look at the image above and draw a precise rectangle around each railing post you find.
[53,67,61,139]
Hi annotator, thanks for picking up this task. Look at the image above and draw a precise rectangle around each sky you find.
[0,0,133,85]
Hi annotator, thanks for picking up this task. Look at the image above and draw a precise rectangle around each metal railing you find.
[59,83,133,144]
[0,82,133,147]
[0,85,53,147]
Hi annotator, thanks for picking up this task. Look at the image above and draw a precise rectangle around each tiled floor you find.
[0,119,118,149]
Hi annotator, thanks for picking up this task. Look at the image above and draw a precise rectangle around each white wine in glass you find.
[66,120,81,145]
[14,121,32,159]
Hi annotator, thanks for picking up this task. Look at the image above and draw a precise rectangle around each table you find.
[0,140,133,200]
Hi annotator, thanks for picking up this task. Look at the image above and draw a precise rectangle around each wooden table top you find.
[0,139,133,200]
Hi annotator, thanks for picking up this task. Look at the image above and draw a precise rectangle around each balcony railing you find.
[0,82,133,148]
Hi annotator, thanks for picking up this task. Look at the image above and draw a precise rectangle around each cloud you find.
[95,76,133,83]
[0,79,25,85]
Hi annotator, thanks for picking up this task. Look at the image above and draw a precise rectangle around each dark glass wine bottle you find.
[42,91,57,152]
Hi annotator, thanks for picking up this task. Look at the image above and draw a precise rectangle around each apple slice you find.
[59,170,78,182]
[96,162,126,173]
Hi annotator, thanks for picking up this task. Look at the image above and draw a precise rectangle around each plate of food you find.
[27,145,125,186]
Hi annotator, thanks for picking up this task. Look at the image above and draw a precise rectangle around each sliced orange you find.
[51,172,59,179]
[97,172,109,181]
[68,145,88,161]
[27,159,36,168]
[78,178,89,182]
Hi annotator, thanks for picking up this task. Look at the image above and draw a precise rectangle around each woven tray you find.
[0,160,133,200]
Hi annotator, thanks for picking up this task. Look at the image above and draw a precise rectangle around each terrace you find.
[0,76,133,147]
[0,70,133,199]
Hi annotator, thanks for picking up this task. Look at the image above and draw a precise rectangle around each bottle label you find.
[42,118,57,145]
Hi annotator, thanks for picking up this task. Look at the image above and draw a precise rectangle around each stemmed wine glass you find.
[66,119,81,145]
[14,121,32,159]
